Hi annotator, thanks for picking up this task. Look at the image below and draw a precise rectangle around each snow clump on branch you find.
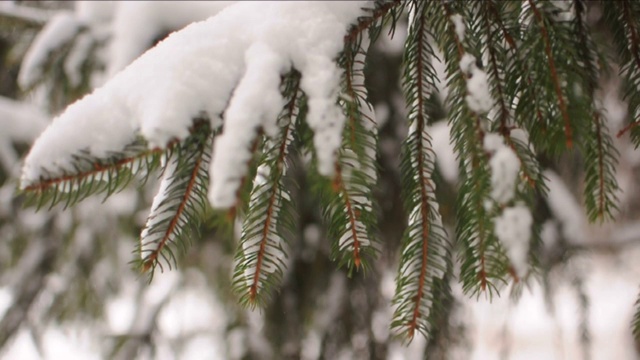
[20,1,368,209]
[459,53,493,114]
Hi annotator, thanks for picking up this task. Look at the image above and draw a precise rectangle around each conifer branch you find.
[480,2,539,189]
[21,121,213,211]
[572,0,619,221]
[14,0,640,347]
[139,121,213,274]
[606,1,640,144]
[434,1,510,296]
[233,73,301,307]
[332,163,364,269]
[344,0,404,45]
[621,0,640,69]
[527,0,573,148]
[22,141,165,210]
[485,0,547,136]
[392,1,450,341]
[318,29,379,272]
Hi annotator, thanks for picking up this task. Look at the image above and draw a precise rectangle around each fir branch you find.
[433,1,511,295]
[139,121,213,274]
[317,29,379,272]
[343,0,404,45]
[571,0,619,222]
[605,1,640,145]
[22,140,165,210]
[620,0,640,69]
[22,121,212,211]
[527,0,573,148]
[332,163,366,269]
[233,73,301,308]
[391,1,451,341]
[485,0,548,137]
[480,1,540,189]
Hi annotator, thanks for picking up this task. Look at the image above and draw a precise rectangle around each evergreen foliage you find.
[10,0,640,348]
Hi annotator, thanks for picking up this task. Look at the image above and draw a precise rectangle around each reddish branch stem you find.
[405,8,432,340]
[143,149,204,272]
[343,0,402,44]
[332,163,362,269]
[24,148,165,193]
[248,81,299,303]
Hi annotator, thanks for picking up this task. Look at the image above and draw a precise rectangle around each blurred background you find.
[0,1,639,359]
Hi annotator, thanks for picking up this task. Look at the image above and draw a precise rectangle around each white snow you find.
[450,14,465,41]
[18,11,80,89]
[0,1,51,25]
[429,121,458,183]
[209,42,286,207]
[107,1,234,77]
[484,133,520,204]
[0,97,49,175]
[494,204,533,278]
[543,170,587,244]
[75,1,115,25]
[21,1,368,211]
[483,132,503,153]
[0,97,49,143]
[63,32,93,87]
[460,53,493,114]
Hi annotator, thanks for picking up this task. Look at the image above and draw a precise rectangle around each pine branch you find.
[487,0,548,141]
[328,153,377,271]
[479,1,542,190]
[233,73,301,308]
[571,0,619,222]
[21,139,165,210]
[139,121,213,274]
[527,0,573,149]
[605,1,640,146]
[343,0,404,45]
[391,1,451,341]
[318,28,380,272]
[430,1,511,296]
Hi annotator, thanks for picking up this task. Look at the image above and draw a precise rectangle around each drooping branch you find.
[527,0,573,148]
[139,122,213,274]
[233,72,301,307]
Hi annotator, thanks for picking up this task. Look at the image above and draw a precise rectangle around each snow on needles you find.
[484,133,532,278]
[484,133,519,204]
[460,53,493,114]
[450,14,465,42]
[494,204,532,278]
[21,1,368,209]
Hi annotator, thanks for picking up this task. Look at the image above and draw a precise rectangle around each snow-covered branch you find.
[21,1,368,209]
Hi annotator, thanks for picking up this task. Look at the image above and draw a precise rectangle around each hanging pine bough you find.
[389,1,451,341]
[17,0,640,343]
[231,72,301,308]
